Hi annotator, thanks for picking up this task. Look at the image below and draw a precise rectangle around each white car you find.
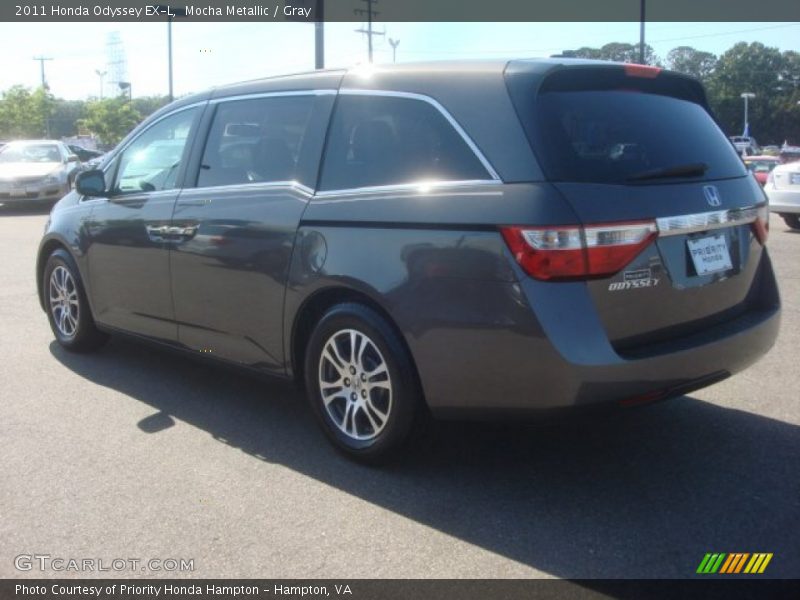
[0,140,81,205]
[766,160,800,229]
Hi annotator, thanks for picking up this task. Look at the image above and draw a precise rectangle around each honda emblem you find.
[703,185,722,207]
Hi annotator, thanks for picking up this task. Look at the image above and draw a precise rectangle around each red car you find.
[744,155,780,185]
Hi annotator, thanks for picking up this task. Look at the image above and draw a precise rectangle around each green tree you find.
[561,42,660,65]
[79,97,141,146]
[707,42,797,143]
[0,85,56,139]
[132,95,170,119]
[49,99,87,139]
[666,46,717,81]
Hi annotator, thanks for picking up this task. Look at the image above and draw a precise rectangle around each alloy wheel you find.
[318,328,393,441]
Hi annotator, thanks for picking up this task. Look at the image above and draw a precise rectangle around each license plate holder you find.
[790,173,800,185]
[10,187,25,197]
[687,233,733,276]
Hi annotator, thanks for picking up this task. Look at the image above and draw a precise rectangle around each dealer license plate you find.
[687,233,733,276]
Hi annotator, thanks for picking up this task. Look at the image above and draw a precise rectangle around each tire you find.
[782,214,800,230]
[304,302,422,464]
[43,249,108,352]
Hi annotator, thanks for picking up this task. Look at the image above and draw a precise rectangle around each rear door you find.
[168,91,335,371]
[506,65,769,350]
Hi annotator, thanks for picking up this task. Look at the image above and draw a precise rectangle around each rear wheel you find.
[304,303,421,463]
[43,249,108,352]
[782,214,800,230]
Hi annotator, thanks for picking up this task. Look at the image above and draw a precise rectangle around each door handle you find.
[176,198,211,207]
[166,225,198,239]
[146,224,198,242]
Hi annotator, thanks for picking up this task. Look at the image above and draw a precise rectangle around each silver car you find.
[0,140,81,206]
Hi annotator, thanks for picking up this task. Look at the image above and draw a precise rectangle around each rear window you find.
[318,94,490,191]
[530,90,746,184]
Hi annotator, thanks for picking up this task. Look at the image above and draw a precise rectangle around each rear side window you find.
[530,90,746,184]
[318,94,490,191]
[197,95,315,188]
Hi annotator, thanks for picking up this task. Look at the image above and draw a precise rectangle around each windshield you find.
[0,144,62,163]
[532,90,746,184]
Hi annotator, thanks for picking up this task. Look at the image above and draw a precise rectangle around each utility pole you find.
[33,56,53,89]
[315,0,324,69]
[154,5,187,102]
[639,0,646,64]
[388,38,400,63]
[95,69,107,99]
[354,0,384,63]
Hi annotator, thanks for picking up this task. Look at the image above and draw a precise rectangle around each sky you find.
[1,21,799,100]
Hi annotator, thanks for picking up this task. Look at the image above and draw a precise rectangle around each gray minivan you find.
[38,59,780,462]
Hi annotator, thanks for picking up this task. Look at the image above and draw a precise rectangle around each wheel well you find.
[290,287,420,391]
[36,240,69,309]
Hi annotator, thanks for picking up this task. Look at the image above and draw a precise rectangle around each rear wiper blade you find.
[627,162,708,182]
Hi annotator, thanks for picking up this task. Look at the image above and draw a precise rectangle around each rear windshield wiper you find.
[627,162,708,182]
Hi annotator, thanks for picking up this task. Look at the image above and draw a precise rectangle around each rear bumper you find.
[766,188,800,214]
[0,185,68,204]
[404,253,780,416]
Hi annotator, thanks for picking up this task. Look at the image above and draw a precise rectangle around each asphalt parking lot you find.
[0,202,798,580]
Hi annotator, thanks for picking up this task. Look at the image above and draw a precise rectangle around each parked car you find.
[765,160,800,229]
[37,60,780,462]
[743,155,780,185]
[779,145,800,164]
[66,144,103,163]
[730,135,759,156]
[0,140,81,205]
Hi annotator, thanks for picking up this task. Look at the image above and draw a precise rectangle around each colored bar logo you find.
[697,553,773,574]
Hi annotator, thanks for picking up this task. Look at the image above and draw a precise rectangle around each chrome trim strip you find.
[337,88,502,182]
[209,89,337,104]
[184,180,314,196]
[656,206,761,236]
[314,179,502,198]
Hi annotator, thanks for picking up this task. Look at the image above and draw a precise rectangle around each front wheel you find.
[43,249,108,352]
[782,214,800,230]
[304,303,422,463]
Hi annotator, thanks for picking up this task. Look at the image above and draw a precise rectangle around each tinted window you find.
[532,91,746,184]
[319,95,490,191]
[197,96,315,188]
[114,108,198,194]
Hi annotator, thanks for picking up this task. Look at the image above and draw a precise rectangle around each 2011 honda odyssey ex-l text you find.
[38,60,780,462]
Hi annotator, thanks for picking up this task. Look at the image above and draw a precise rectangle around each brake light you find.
[500,221,657,281]
[624,64,662,79]
[753,205,769,245]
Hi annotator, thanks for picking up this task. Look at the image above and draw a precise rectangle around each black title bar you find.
[3,0,800,22]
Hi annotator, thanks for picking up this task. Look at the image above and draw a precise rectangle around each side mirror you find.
[75,169,107,197]
[66,154,80,163]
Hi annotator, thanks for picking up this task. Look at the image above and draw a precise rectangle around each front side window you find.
[197,95,315,188]
[318,94,491,191]
[113,107,198,194]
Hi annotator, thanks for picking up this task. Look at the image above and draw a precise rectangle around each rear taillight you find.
[500,221,657,281]
[753,205,769,245]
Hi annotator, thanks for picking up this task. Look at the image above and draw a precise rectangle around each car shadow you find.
[49,338,800,579]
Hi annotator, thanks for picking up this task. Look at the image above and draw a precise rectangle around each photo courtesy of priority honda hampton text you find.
[37,59,780,462]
